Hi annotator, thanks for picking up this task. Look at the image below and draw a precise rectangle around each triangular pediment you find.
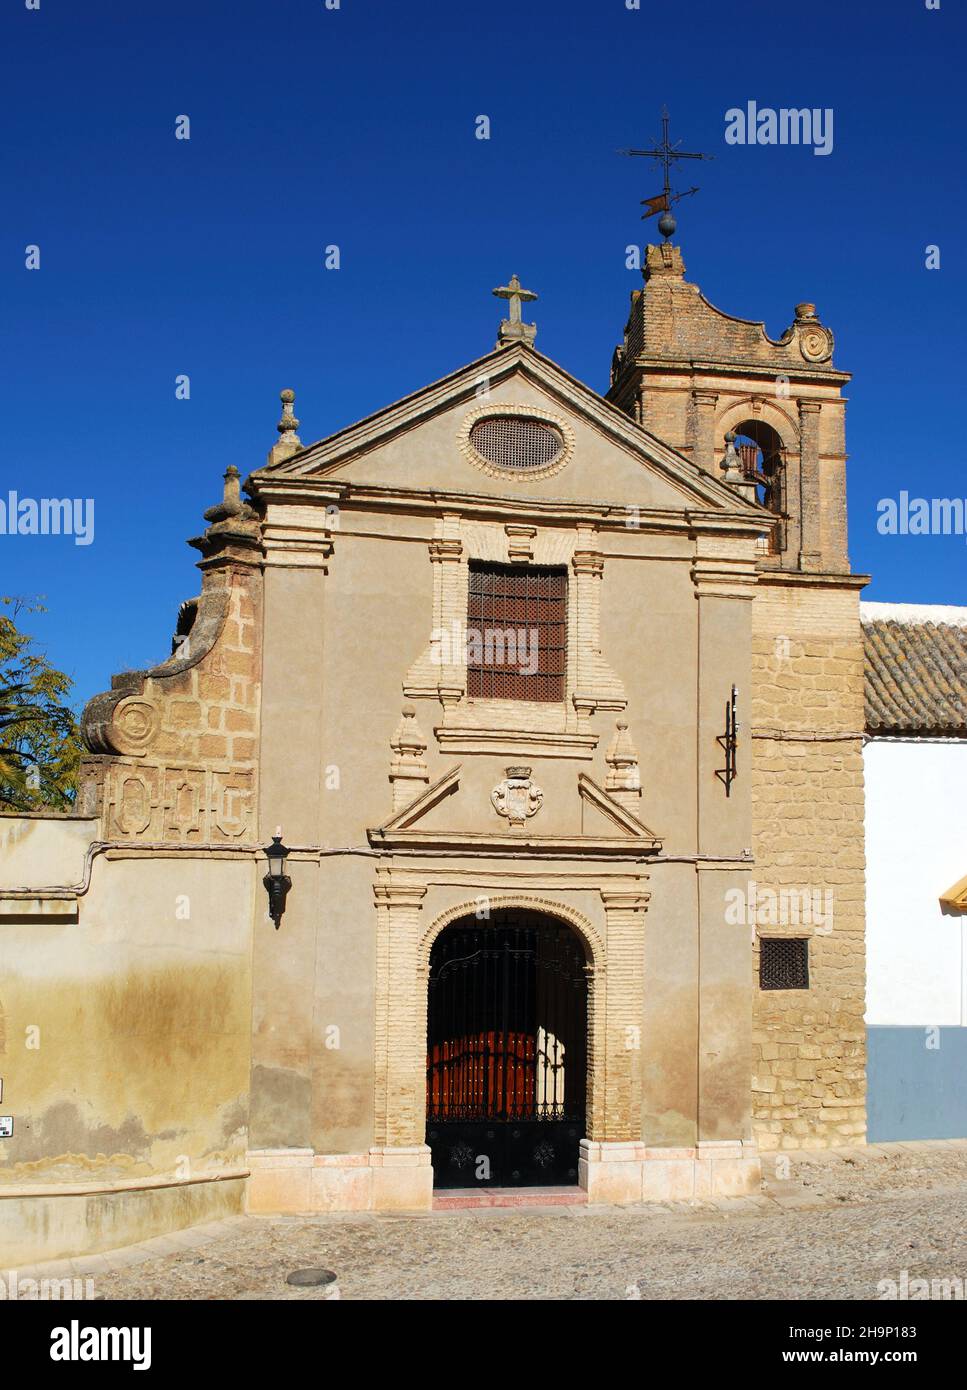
[367,766,662,859]
[251,345,767,522]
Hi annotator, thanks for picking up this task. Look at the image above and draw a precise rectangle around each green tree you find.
[0,597,83,811]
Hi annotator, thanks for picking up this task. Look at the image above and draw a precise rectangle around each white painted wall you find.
[864,739,967,1026]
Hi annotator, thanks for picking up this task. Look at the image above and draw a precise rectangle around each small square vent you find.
[759,938,809,991]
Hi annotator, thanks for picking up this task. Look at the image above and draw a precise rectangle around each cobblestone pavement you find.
[16,1142,967,1301]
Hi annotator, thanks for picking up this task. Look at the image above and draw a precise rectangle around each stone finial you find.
[189,465,261,567]
[721,431,744,483]
[493,273,538,348]
[389,705,429,811]
[605,720,642,807]
[718,431,758,504]
[202,465,242,523]
[277,389,300,438]
[267,388,303,465]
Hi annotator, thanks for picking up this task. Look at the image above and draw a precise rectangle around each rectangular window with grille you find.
[466,563,567,702]
[759,938,809,990]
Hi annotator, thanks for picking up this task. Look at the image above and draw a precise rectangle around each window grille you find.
[469,416,564,471]
[759,938,809,991]
[467,563,566,702]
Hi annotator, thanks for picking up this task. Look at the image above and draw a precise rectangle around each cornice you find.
[755,569,870,592]
[619,358,851,388]
[255,479,768,541]
[365,827,663,859]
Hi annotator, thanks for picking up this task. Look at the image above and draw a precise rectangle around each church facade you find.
[1,243,868,1264]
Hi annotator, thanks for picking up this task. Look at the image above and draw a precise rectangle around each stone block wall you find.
[750,579,867,1150]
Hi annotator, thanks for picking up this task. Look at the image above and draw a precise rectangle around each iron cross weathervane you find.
[618,106,714,241]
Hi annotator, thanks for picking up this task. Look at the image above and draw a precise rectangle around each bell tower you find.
[608,242,852,576]
[606,217,868,1154]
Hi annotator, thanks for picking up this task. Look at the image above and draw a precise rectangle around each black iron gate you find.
[426,910,588,1188]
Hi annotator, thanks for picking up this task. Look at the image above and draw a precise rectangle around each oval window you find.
[469,415,564,472]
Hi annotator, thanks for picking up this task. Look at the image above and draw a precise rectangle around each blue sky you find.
[1,0,964,708]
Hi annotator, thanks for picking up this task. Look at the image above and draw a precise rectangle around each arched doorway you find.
[425,908,589,1188]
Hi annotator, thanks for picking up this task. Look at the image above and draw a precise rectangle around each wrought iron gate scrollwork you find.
[426,910,588,1188]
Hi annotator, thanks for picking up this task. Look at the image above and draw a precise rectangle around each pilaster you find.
[373,874,428,1147]
[798,399,823,572]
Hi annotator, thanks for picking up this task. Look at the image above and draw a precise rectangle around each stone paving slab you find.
[77,1184,967,1301]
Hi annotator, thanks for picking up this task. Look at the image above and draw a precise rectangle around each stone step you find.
[433,1186,587,1211]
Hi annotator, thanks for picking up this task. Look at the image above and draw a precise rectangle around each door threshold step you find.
[433,1186,587,1210]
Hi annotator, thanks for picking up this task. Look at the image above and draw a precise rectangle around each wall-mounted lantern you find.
[263,827,291,929]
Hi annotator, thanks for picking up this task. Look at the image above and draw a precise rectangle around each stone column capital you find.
[600,888,651,912]
[373,880,427,910]
[572,550,604,577]
[428,538,463,563]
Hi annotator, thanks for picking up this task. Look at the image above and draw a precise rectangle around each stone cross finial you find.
[493,273,538,347]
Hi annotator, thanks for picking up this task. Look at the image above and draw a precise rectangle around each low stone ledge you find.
[0,1172,246,1269]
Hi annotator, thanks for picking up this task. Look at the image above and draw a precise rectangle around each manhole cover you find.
[286,1268,338,1288]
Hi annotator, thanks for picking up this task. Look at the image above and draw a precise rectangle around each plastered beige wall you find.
[253,377,762,1161]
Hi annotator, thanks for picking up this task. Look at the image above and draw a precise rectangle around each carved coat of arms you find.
[491,766,544,827]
